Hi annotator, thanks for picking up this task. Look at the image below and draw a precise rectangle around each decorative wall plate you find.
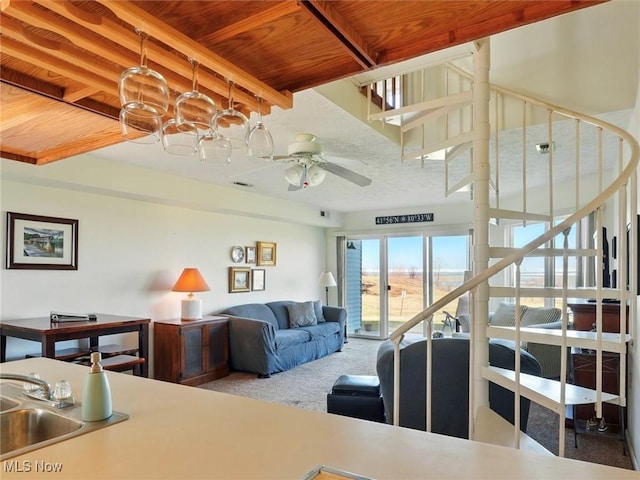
[231,246,245,263]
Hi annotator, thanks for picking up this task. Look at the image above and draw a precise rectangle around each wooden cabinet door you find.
[180,325,205,380]
[204,321,229,372]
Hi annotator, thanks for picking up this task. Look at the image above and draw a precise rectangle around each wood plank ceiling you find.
[0,0,605,165]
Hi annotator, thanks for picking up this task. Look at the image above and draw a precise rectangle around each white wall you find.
[625,65,640,470]
[0,160,327,368]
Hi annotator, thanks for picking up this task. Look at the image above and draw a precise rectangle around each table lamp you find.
[318,271,337,305]
[172,268,210,320]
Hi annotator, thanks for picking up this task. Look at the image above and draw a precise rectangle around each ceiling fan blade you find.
[318,161,372,187]
[272,155,292,161]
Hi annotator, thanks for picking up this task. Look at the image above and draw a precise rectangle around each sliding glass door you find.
[387,236,424,336]
[345,233,469,339]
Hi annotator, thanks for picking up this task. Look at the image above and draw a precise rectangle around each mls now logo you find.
[4,460,63,473]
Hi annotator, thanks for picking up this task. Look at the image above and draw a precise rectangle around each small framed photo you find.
[257,241,277,266]
[252,269,265,291]
[6,212,79,270]
[229,267,251,293]
[245,246,256,264]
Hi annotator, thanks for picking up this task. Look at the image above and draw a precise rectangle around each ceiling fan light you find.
[285,164,304,185]
[307,165,326,186]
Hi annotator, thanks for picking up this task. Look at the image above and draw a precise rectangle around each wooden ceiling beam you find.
[202,1,301,44]
[299,0,377,69]
[63,85,100,103]
[1,82,55,130]
[94,0,293,110]
[0,36,118,96]
[32,0,257,112]
[0,67,63,99]
[0,15,123,91]
[24,0,238,113]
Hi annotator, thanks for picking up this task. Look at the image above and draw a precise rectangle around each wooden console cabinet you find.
[154,316,229,386]
[568,301,629,333]
[568,302,627,445]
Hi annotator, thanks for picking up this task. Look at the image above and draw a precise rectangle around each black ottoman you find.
[326,374,385,423]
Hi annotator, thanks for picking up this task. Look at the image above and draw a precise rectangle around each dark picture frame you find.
[229,267,251,293]
[257,241,277,266]
[6,212,79,270]
[252,269,265,291]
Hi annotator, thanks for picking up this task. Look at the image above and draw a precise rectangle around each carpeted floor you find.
[199,337,634,471]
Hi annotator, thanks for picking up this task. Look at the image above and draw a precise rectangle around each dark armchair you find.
[376,336,542,439]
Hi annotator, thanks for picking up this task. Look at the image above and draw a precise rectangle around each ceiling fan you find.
[273,134,372,191]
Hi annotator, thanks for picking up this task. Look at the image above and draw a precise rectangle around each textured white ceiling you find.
[91,0,638,214]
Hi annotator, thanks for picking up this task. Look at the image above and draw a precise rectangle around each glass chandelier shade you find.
[285,163,326,188]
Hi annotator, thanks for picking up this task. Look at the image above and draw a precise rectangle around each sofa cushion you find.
[266,301,294,330]
[313,300,326,323]
[521,306,561,327]
[287,301,318,328]
[298,321,340,340]
[274,329,311,350]
[221,303,280,330]
[490,302,528,327]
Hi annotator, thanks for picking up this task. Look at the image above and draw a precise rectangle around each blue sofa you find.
[220,301,346,377]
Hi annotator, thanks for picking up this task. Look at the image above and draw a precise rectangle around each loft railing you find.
[366,53,639,456]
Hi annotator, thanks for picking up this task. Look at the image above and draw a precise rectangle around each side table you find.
[154,316,229,386]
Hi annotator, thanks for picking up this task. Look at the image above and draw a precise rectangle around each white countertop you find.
[0,358,636,479]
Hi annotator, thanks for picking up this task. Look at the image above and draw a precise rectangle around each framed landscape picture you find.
[257,241,277,266]
[229,267,251,293]
[6,212,79,270]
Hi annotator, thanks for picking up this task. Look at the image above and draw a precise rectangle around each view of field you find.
[359,271,548,335]
[361,272,463,334]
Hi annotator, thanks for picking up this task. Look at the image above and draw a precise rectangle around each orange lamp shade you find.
[172,268,210,294]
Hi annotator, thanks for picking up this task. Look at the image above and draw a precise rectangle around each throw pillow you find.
[521,306,561,327]
[287,301,318,328]
[313,300,326,323]
[490,302,528,327]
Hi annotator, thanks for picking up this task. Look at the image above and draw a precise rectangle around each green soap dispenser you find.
[82,352,113,421]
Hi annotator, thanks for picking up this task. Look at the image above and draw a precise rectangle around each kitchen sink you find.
[1,408,83,454]
[0,381,129,460]
[0,396,19,412]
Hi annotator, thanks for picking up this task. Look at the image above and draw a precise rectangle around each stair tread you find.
[473,406,553,455]
[483,366,619,413]
[486,326,631,353]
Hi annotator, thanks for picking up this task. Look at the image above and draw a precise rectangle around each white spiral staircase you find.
[365,39,638,457]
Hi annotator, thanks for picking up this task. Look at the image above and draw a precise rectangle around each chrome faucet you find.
[0,373,51,396]
[0,373,74,408]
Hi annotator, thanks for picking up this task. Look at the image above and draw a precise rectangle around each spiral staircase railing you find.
[366,44,639,456]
